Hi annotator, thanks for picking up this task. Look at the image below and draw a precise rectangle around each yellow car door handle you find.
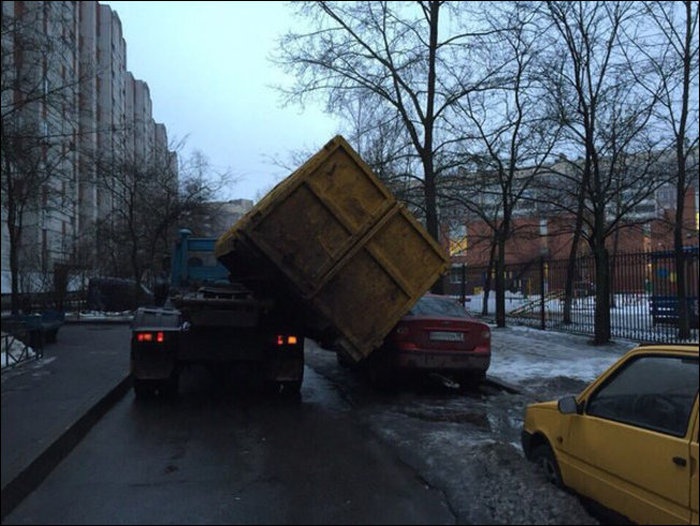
[672,456,687,467]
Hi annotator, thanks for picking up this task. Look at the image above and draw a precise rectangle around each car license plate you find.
[429,331,463,342]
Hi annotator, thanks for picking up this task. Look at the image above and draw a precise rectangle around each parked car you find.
[521,343,699,525]
[87,277,153,312]
[1,309,65,349]
[340,293,491,390]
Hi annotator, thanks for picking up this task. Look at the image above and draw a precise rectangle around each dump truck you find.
[129,135,449,398]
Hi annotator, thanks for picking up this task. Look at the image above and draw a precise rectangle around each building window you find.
[450,265,466,284]
[449,225,467,256]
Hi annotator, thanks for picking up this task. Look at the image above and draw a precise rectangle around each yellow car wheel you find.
[531,443,563,489]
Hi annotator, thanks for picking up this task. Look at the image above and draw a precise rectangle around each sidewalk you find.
[487,324,634,390]
[1,321,132,520]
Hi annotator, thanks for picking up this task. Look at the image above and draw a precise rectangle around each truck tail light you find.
[137,331,165,343]
[276,335,299,346]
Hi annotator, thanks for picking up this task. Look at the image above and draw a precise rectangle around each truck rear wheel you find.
[160,371,179,398]
[133,378,155,399]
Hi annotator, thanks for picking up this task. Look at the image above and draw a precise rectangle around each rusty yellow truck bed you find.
[215,135,449,362]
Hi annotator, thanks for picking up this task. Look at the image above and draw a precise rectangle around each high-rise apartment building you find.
[1,0,177,298]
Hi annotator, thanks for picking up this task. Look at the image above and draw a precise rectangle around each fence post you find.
[540,256,546,330]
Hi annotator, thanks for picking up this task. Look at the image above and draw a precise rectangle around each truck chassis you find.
[130,283,304,398]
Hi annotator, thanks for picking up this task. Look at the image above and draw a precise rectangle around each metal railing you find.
[1,320,43,368]
[450,248,699,344]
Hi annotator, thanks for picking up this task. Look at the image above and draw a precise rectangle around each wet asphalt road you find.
[3,342,454,525]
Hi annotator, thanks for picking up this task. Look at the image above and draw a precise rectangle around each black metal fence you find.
[449,247,699,344]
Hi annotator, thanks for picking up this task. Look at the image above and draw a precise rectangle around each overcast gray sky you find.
[102,1,340,202]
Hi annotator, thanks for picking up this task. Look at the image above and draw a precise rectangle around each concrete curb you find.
[484,375,521,394]
[0,374,133,521]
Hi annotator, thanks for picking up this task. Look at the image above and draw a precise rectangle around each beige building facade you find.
[1,0,176,296]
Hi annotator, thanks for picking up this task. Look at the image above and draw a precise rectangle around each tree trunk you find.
[592,245,611,345]
[495,235,506,327]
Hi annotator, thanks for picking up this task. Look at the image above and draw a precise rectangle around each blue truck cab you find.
[170,229,230,289]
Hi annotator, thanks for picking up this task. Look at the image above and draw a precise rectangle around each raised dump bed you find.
[215,135,449,362]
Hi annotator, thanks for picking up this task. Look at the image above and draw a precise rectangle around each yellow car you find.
[521,343,699,525]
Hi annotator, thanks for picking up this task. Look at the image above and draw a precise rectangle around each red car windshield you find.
[408,296,470,318]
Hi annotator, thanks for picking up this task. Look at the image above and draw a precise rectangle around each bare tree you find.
[273,1,508,292]
[94,144,236,288]
[338,98,426,214]
[536,1,669,344]
[444,2,561,327]
[626,1,699,339]
[175,150,243,238]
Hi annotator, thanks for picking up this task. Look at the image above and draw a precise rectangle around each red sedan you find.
[362,294,491,390]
